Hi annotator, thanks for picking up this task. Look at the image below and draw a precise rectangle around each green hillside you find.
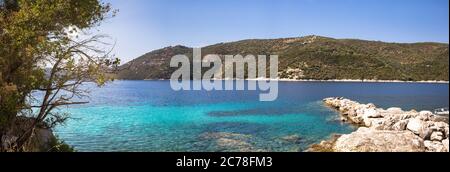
[117,36,449,81]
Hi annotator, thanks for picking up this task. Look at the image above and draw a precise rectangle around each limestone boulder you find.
[424,140,446,152]
[407,118,433,139]
[386,107,403,114]
[416,111,434,121]
[442,139,449,152]
[368,118,388,130]
[349,115,364,125]
[430,122,449,138]
[363,108,382,118]
[400,111,419,120]
[367,103,376,109]
[333,127,425,152]
[392,120,409,131]
[430,132,444,141]
[322,97,448,152]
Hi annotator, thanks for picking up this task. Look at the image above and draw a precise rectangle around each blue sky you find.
[98,0,449,63]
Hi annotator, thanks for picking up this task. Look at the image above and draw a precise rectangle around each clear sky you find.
[98,0,449,63]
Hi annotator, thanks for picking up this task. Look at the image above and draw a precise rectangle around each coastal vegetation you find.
[1,0,448,153]
[117,36,449,81]
[0,0,118,152]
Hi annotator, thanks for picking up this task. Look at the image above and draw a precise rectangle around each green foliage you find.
[47,136,75,152]
[1,0,117,151]
[117,36,449,81]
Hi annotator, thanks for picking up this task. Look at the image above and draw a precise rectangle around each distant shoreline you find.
[276,79,450,84]
[134,78,450,84]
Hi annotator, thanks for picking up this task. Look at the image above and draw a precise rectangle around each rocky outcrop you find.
[442,139,449,152]
[316,97,449,152]
[306,134,341,152]
[424,140,447,152]
[1,117,56,152]
[333,127,425,152]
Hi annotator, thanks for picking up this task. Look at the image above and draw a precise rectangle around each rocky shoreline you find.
[308,97,449,152]
[1,117,57,152]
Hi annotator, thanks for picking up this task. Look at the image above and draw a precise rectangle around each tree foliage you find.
[0,0,118,151]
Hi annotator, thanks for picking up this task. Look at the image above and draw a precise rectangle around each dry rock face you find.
[442,139,449,152]
[334,127,425,152]
[1,117,56,152]
[321,97,449,152]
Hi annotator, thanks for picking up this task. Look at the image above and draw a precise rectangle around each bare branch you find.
[30,101,89,108]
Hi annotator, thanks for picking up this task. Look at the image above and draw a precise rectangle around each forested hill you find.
[117,36,449,81]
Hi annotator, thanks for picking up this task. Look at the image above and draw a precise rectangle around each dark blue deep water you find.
[54,81,449,152]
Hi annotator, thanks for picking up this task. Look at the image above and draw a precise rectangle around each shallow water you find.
[54,81,449,152]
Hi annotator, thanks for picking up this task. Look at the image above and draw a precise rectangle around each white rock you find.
[363,108,382,118]
[364,118,373,127]
[322,97,448,152]
[333,127,425,152]
[430,132,444,141]
[386,107,403,114]
[393,120,409,131]
[407,118,423,134]
[416,111,434,121]
[424,140,446,152]
[419,110,434,116]
[383,115,401,129]
[430,123,445,132]
[369,118,387,130]
[367,103,376,108]
[347,109,357,117]
[430,122,449,138]
[400,111,419,120]
[350,116,364,124]
[442,139,449,152]
[406,119,432,139]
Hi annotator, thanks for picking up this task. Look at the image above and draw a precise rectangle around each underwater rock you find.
[278,135,302,143]
[216,138,253,151]
[200,132,251,140]
[199,132,264,152]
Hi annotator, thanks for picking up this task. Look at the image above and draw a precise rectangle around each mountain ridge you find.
[117,35,449,81]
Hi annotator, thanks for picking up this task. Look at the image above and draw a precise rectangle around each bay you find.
[54,81,449,152]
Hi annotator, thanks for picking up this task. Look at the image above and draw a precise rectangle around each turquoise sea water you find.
[54,81,449,152]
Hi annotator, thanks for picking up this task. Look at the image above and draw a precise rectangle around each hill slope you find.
[117,36,449,81]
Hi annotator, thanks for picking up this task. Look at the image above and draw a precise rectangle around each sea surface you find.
[54,81,449,152]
